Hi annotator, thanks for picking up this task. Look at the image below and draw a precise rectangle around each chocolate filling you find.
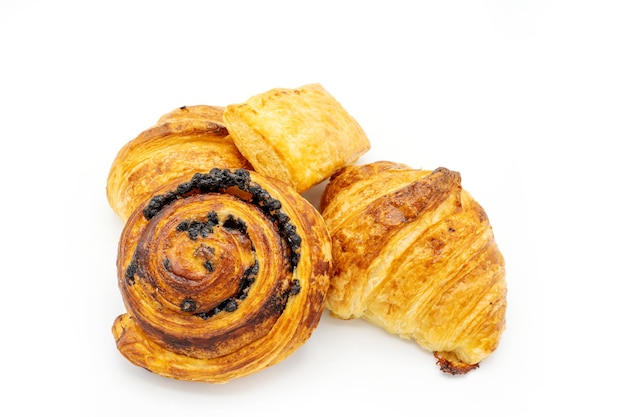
[125,169,303,323]
[142,168,301,270]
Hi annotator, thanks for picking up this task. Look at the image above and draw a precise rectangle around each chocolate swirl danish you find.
[112,168,332,383]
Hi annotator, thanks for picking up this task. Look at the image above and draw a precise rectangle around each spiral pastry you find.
[112,168,332,383]
[320,161,507,374]
[106,105,252,222]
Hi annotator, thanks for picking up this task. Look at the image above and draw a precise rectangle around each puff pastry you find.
[320,161,506,374]
[112,168,332,383]
[106,105,252,221]
[223,83,371,193]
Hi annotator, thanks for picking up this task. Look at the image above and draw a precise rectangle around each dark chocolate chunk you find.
[180,298,197,313]
[203,260,214,272]
[125,259,138,285]
[222,214,247,234]
[221,298,238,313]
[289,279,301,296]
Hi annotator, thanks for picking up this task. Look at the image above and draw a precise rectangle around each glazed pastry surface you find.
[320,161,506,374]
[223,83,370,193]
[113,168,332,383]
[106,105,251,221]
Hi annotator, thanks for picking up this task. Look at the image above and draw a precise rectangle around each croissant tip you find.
[434,352,480,375]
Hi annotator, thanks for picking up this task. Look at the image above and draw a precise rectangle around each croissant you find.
[106,105,252,221]
[320,161,507,374]
[112,168,332,383]
[223,83,371,193]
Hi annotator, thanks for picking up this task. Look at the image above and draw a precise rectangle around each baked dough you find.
[106,105,251,221]
[320,161,507,374]
[223,83,370,193]
[113,168,332,383]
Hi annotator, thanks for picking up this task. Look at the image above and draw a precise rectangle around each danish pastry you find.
[320,161,507,374]
[106,105,251,221]
[112,168,332,383]
[223,83,371,193]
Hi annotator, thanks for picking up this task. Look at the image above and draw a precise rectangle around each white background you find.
[1,1,624,415]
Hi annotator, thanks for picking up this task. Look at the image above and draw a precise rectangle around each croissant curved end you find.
[434,351,480,375]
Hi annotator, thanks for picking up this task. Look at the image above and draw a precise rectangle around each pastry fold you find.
[223,83,370,193]
[113,168,332,383]
[320,161,506,374]
[106,105,251,221]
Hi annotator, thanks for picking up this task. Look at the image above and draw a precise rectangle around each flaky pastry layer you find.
[223,83,370,193]
[114,168,332,383]
[320,161,506,374]
[106,105,251,221]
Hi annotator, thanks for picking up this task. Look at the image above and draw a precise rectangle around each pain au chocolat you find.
[223,83,371,193]
[319,161,507,374]
[112,168,332,383]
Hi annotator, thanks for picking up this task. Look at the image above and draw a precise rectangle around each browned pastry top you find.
[320,161,506,374]
[107,105,251,221]
[113,168,332,382]
[223,83,370,193]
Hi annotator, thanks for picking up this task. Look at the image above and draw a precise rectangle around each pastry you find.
[320,161,507,374]
[112,167,332,383]
[223,83,371,193]
[106,105,252,221]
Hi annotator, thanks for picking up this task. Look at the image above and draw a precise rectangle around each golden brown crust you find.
[434,351,480,375]
[320,161,506,373]
[114,168,332,383]
[106,105,252,221]
[223,84,371,193]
